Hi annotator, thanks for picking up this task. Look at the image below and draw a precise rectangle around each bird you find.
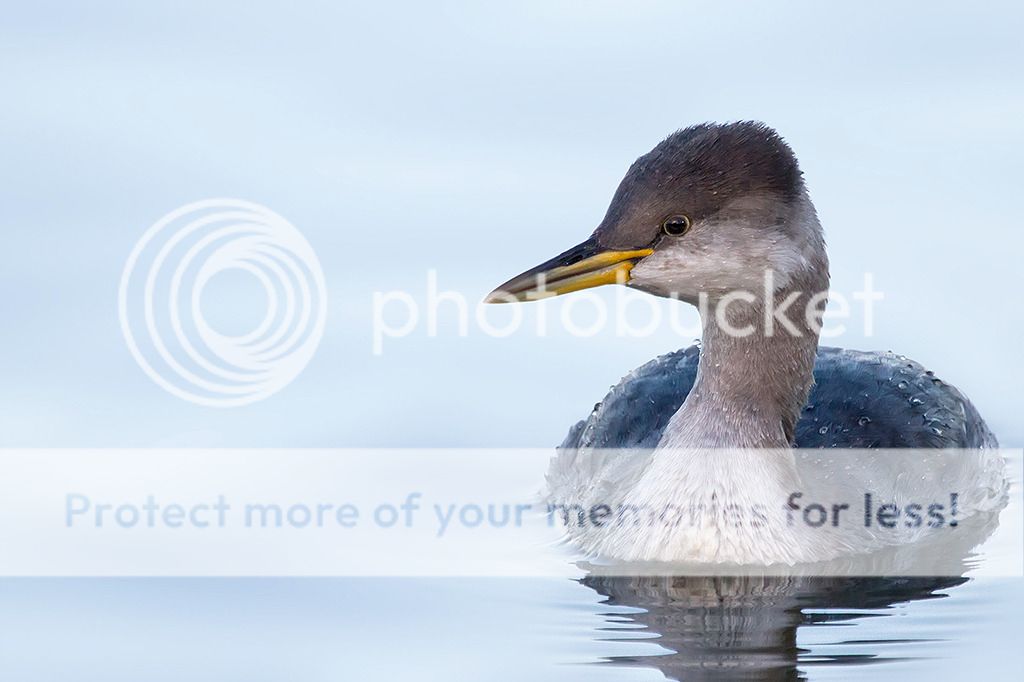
[486,121,1006,565]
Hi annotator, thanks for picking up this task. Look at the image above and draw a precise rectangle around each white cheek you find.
[628,228,810,298]
[630,246,738,295]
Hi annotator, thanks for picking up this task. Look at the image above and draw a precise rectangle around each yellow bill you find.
[485,237,653,303]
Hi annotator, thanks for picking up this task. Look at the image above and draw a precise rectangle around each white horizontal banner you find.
[0,449,1020,577]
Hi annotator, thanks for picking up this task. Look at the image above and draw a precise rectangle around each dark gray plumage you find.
[595,122,804,251]
[561,346,996,450]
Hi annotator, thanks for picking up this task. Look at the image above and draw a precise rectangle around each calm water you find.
[0,576,1022,681]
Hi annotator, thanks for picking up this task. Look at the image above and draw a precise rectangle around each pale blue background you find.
[1,0,1020,449]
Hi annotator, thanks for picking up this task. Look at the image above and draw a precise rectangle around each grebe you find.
[486,122,1004,564]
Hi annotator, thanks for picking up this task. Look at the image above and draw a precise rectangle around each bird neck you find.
[661,269,827,449]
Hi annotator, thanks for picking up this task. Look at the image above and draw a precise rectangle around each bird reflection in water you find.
[583,573,964,681]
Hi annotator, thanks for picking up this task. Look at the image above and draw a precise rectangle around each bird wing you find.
[560,346,998,450]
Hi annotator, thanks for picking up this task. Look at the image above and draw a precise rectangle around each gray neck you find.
[660,252,828,449]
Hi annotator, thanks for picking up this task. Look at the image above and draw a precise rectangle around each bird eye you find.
[661,215,691,236]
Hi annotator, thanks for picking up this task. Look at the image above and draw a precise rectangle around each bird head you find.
[486,122,826,307]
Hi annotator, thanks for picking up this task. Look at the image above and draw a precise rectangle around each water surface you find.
[1,575,1021,681]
